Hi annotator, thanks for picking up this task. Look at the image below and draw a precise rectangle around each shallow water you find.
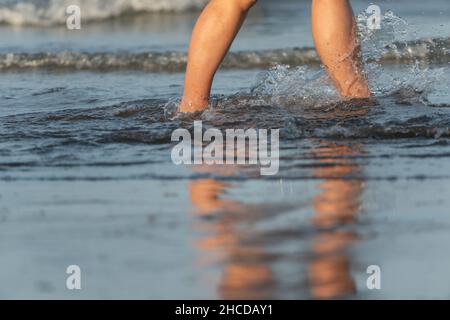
[1,0,450,299]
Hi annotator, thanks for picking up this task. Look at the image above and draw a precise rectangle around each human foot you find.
[340,77,371,100]
[178,98,209,113]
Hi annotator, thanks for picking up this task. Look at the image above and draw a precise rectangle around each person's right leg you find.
[179,0,257,113]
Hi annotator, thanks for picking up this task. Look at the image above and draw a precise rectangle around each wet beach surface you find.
[1,0,450,299]
[3,136,450,299]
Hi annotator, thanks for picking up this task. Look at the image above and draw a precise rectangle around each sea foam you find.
[0,0,207,26]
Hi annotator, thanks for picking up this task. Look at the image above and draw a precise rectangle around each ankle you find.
[179,97,210,113]
[342,78,371,99]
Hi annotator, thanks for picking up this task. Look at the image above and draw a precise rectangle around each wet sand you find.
[2,139,450,299]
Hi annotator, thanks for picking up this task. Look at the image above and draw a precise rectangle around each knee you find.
[233,0,257,11]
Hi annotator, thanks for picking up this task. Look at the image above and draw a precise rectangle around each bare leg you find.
[179,0,257,113]
[312,0,370,99]
[180,0,369,113]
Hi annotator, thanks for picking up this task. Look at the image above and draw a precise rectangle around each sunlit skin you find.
[179,0,370,113]
[312,0,370,99]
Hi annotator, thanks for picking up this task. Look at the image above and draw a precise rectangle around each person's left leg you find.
[311,0,370,99]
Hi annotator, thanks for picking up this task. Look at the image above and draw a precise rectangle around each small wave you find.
[2,90,450,150]
[0,38,448,72]
[0,0,207,26]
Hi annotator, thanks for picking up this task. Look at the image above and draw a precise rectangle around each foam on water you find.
[0,38,448,72]
[0,0,207,26]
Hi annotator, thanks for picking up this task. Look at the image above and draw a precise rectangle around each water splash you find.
[238,11,449,111]
[357,10,448,100]
[250,65,339,109]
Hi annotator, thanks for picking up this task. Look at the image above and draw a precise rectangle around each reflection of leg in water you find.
[189,179,237,217]
[189,169,275,299]
[308,142,364,299]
